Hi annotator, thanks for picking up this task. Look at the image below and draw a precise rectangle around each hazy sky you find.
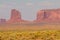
[0,0,60,21]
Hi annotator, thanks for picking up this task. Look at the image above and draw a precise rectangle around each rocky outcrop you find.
[36,10,44,22]
[0,19,6,24]
[11,9,21,20]
[7,9,22,23]
[7,9,30,24]
[35,9,60,23]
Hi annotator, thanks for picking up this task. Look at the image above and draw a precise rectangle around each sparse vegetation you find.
[0,30,60,40]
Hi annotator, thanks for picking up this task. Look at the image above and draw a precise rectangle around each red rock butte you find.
[7,9,29,24]
[35,8,60,23]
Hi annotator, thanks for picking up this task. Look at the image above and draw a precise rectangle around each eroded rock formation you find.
[35,9,60,23]
[0,19,6,24]
[7,9,22,23]
[7,9,30,24]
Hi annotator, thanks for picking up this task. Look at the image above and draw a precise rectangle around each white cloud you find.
[38,1,53,6]
[0,4,12,8]
[26,2,33,6]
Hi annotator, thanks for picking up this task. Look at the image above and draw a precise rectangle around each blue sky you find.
[0,0,60,21]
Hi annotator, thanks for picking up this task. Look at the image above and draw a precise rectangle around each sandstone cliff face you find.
[35,9,60,23]
[7,9,30,24]
[36,10,44,21]
[7,9,22,23]
[10,9,21,22]
[11,9,21,20]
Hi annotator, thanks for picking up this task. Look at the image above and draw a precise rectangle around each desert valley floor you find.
[0,23,60,40]
[0,23,60,31]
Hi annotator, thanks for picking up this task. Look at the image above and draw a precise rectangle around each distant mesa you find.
[0,19,6,24]
[35,8,60,23]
